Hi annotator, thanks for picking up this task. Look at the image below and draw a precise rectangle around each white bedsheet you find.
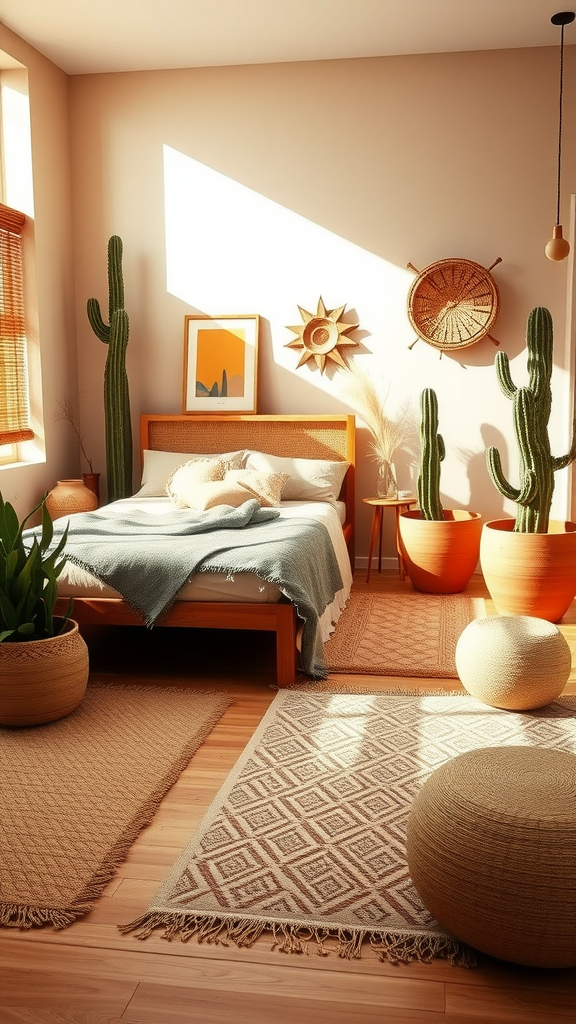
[58,497,352,643]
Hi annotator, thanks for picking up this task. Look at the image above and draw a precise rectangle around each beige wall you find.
[0,23,78,519]
[1,28,575,560]
[69,46,576,562]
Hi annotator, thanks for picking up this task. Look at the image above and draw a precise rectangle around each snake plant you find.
[0,493,71,642]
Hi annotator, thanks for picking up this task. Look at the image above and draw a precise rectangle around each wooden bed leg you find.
[275,604,298,688]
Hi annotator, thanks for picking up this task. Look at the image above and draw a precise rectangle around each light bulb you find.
[545,224,571,261]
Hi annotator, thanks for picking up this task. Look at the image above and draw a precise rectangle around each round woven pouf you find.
[455,615,571,710]
[406,746,576,968]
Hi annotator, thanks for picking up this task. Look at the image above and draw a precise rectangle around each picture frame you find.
[182,314,259,414]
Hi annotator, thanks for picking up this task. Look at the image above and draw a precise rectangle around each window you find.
[0,53,42,467]
[0,201,33,445]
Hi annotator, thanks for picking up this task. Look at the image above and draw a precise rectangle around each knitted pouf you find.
[454,615,571,710]
[406,746,576,968]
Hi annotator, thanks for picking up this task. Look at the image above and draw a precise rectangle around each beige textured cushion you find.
[171,479,253,511]
[455,615,571,710]
[134,449,246,497]
[244,451,349,502]
[225,469,289,507]
[166,459,226,508]
[407,746,576,968]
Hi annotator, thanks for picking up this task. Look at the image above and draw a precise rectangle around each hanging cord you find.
[555,22,565,227]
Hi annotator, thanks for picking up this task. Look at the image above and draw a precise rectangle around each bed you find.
[54,413,356,687]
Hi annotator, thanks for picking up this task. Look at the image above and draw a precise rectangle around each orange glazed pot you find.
[398,510,483,594]
[480,518,576,622]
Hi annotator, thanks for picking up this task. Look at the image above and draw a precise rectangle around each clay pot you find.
[480,518,576,622]
[0,619,89,727]
[82,472,101,505]
[46,479,98,519]
[398,509,483,594]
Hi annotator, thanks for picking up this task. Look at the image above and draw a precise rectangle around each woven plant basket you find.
[0,619,89,727]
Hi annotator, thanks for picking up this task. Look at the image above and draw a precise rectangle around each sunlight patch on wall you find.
[163,145,414,391]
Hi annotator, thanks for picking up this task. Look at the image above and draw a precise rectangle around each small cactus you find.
[417,388,445,521]
[486,306,576,533]
[87,235,133,502]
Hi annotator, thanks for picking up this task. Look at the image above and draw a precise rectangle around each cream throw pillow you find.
[225,469,289,507]
[134,449,246,497]
[244,451,349,502]
[166,459,226,508]
[172,480,253,511]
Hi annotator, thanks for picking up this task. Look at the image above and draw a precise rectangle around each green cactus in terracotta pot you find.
[486,306,576,533]
[398,387,482,594]
[417,388,445,521]
[87,235,133,502]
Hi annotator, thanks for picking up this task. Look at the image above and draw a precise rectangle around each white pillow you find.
[166,459,226,507]
[244,451,349,502]
[171,479,253,511]
[225,469,289,507]
[134,449,245,497]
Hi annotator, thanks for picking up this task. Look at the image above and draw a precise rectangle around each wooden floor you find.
[2,572,576,1024]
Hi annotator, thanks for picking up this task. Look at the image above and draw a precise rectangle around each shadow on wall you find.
[464,423,510,523]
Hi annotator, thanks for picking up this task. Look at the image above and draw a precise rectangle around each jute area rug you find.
[324,592,485,677]
[0,684,233,929]
[121,690,576,966]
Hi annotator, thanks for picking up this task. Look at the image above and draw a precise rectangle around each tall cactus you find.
[486,306,576,533]
[87,235,133,502]
[417,388,445,521]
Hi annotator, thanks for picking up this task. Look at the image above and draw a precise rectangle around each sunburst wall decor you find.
[285,297,359,373]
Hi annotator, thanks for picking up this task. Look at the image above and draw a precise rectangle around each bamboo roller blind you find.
[0,202,34,445]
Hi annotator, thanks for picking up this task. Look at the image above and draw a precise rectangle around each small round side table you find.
[363,496,417,583]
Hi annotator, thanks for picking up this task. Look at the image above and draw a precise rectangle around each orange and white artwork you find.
[183,315,259,413]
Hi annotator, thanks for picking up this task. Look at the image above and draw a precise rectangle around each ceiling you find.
[1,0,575,76]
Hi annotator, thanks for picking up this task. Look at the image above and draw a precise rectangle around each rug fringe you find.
[118,912,477,967]
[0,902,88,930]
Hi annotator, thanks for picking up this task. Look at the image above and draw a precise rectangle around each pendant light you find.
[545,11,575,262]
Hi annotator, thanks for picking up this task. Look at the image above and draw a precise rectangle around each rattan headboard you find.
[140,413,356,552]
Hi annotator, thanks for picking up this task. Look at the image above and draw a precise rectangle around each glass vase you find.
[376,460,398,499]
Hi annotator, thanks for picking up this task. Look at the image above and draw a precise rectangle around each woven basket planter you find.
[480,518,576,622]
[398,509,482,594]
[0,619,89,727]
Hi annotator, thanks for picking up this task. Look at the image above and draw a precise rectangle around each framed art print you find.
[182,315,259,414]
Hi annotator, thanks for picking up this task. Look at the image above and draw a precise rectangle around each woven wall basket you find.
[0,619,89,727]
[407,257,501,352]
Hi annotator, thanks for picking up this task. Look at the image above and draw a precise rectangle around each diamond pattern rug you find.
[324,592,485,677]
[121,690,576,965]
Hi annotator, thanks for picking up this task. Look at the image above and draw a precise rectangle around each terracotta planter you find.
[398,509,483,594]
[46,479,98,520]
[0,619,89,727]
[480,518,576,622]
[82,472,101,505]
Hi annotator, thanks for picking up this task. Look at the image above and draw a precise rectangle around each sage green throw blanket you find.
[26,500,343,678]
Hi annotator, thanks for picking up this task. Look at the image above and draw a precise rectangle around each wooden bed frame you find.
[57,413,356,687]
